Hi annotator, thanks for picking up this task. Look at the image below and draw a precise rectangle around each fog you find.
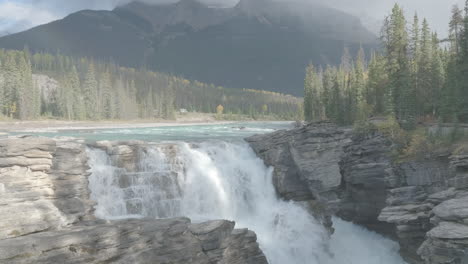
[0,0,464,36]
[320,0,465,36]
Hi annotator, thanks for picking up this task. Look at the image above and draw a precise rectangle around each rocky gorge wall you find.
[0,136,267,264]
[2,122,467,264]
[246,122,468,264]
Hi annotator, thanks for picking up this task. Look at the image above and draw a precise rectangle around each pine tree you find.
[322,66,334,119]
[330,70,344,124]
[345,65,358,124]
[410,14,422,116]
[17,54,36,119]
[457,0,468,121]
[355,46,366,110]
[127,79,138,119]
[0,57,4,116]
[384,4,415,126]
[57,78,73,119]
[113,78,124,119]
[3,53,20,118]
[410,14,421,61]
[449,5,464,55]
[99,71,113,119]
[32,76,41,118]
[304,64,314,121]
[429,33,445,117]
[69,66,85,120]
[366,52,388,114]
[163,82,176,120]
[341,47,352,72]
[418,18,434,116]
[83,63,98,119]
[441,55,458,121]
[304,64,325,122]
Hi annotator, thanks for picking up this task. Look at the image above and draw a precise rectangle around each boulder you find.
[432,197,468,224]
[418,222,468,264]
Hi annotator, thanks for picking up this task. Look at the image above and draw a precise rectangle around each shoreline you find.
[0,120,236,133]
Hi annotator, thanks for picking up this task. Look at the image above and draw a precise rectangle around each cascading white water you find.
[88,141,407,264]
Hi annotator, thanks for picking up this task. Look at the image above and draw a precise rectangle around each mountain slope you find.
[0,0,377,96]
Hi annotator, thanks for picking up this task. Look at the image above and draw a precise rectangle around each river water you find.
[29,122,407,264]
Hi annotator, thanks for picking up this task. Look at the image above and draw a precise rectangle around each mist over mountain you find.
[0,0,377,96]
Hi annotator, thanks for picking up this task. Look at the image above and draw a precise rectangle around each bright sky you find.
[0,0,464,37]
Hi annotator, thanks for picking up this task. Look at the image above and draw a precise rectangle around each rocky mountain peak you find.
[0,0,377,96]
[176,0,207,8]
[122,0,208,11]
[236,0,275,15]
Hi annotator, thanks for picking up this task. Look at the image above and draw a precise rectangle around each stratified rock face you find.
[246,122,351,230]
[378,149,468,264]
[246,122,351,205]
[449,151,468,189]
[417,195,468,264]
[338,132,397,235]
[0,136,91,240]
[247,122,468,264]
[0,218,267,264]
[0,137,267,264]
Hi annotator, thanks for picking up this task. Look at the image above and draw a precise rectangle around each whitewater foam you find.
[87,141,407,264]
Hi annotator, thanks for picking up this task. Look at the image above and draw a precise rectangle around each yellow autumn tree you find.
[216,104,224,115]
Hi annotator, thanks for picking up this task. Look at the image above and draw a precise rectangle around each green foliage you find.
[352,120,377,137]
[400,125,468,160]
[304,64,324,122]
[454,142,468,155]
[303,47,368,125]
[304,3,468,128]
[0,49,303,121]
[376,120,468,161]
[401,129,433,159]
[376,116,409,149]
[0,50,40,119]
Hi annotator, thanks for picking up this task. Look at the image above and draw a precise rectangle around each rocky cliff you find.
[0,136,267,264]
[246,122,468,264]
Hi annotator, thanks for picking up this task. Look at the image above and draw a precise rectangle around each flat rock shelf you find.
[0,136,267,264]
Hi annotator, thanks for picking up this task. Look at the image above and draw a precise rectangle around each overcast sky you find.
[0,0,464,37]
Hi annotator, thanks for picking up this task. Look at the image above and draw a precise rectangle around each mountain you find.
[0,0,377,96]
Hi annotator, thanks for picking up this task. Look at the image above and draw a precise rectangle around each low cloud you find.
[320,0,464,36]
[0,0,464,37]
[0,0,236,35]
[0,1,58,35]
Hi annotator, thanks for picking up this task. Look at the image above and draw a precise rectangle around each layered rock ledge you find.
[0,136,267,264]
[247,122,468,264]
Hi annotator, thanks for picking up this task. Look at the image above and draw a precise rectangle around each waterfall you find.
[88,141,407,264]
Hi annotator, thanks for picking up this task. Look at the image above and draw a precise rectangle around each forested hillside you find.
[304,3,468,126]
[0,0,376,96]
[0,49,301,120]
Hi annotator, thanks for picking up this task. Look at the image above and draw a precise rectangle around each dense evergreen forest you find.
[304,3,468,127]
[0,49,302,121]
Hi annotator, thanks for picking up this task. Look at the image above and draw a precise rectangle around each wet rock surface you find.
[0,217,266,264]
[0,136,267,264]
[247,122,468,264]
[246,122,351,230]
